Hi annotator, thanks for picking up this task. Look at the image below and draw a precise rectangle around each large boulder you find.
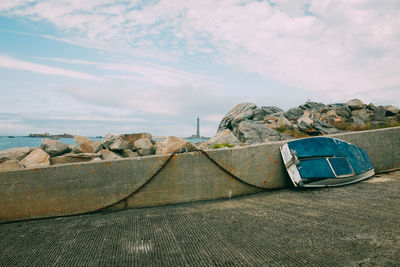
[0,147,32,163]
[109,133,152,151]
[41,139,70,157]
[297,110,314,127]
[263,112,282,128]
[73,135,103,153]
[120,149,139,158]
[50,153,98,165]
[276,114,292,128]
[134,138,155,156]
[97,150,122,161]
[319,110,342,124]
[333,105,352,119]
[351,116,366,127]
[284,101,325,122]
[261,106,283,116]
[199,129,240,149]
[299,101,326,111]
[346,99,365,111]
[284,107,305,121]
[371,106,388,121]
[296,111,340,135]
[0,159,24,171]
[218,103,263,132]
[313,120,341,135]
[101,134,118,149]
[383,105,399,116]
[155,136,197,154]
[352,109,371,122]
[21,148,50,168]
[233,120,291,144]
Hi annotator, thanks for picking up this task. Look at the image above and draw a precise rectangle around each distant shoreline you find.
[28,133,75,138]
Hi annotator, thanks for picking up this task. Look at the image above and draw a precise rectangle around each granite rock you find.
[218,103,262,132]
[233,120,291,144]
[0,159,24,171]
[97,150,122,161]
[0,147,32,163]
[21,148,50,168]
[155,136,197,154]
[120,149,139,158]
[50,153,98,165]
[199,129,240,149]
[346,99,365,111]
[73,136,103,153]
[109,133,152,151]
[41,138,71,157]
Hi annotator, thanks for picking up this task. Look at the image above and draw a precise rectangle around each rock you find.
[297,121,319,135]
[366,103,377,111]
[218,103,262,131]
[352,109,371,122]
[120,149,139,158]
[109,133,152,151]
[319,110,340,124]
[297,111,318,134]
[233,120,291,144]
[334,105,352,119]
[299,101,325,110]
[276,113,292,128]
[284,107,304,121]
[297,110,314,126]
[199,129,240,149]
[371,106,388,121]
[134,138,155,156]
[261,106,283,116]
[101,134,118,149]
[0,159,24,171]
[155,136,197,154]
[50,153,98,165]
[383,105,399,116]
[97,149,122,161]
[313,120,341,135]
[311,111,322,120]
[41,139,71,157]
[21,148,50,168]
[73,135,103,153]
[284,101,325,122]
[350,116,365,126]
[346,99,365,110]
[0,147,32,163]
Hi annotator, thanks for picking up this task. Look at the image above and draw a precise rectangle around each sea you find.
[0,136,208,151]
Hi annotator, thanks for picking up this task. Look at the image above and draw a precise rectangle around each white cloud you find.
[3,0,398,103]
[1,0,400,136]
[0,54,102,81]
[39,56,218,88]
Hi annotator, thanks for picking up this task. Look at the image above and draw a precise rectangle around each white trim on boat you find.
[302,168,375,187]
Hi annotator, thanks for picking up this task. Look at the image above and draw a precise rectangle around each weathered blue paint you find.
[283,137,374,186]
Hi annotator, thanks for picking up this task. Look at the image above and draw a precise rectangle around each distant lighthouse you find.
[196,117,200,138]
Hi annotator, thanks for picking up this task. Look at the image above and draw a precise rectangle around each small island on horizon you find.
[28,133,75,138]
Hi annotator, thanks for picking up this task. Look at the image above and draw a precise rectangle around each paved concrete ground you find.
[1,171,399,266]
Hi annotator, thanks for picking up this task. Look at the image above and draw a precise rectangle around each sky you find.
[0,0,399,137]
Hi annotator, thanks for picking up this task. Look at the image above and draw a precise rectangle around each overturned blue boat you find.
[280,137,374,187]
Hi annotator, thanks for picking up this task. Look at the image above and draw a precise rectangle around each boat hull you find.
[280,137,375,187]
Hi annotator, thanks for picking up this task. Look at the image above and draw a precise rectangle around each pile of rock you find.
[0,134,196,171]
[201,99,399,148]
[1,98,398,171]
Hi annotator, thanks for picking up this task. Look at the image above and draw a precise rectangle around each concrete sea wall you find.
[1,127,400,223]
